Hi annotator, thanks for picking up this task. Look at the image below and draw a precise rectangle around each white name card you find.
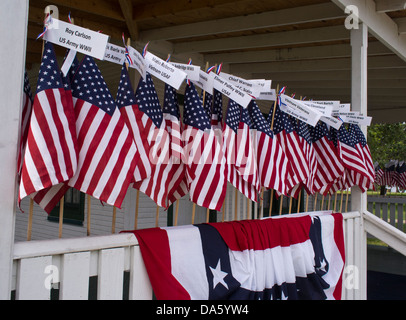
[43,18,109,60]
[303,101,333,117]
[279,94,322,127]
[192,70,215,95]
[170,62,200,82]
[320,115,343,130]
[127,45,147,79]
[144,52,187,90]
[219,72,262,98]
[213,74,252,108]
[257,89,276,101]
[104,43,126,65]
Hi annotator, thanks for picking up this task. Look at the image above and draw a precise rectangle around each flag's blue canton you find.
[36,42,63,93]
[249,100,272,136]
[338,125,356,147]
[329,127,339,148]
[349,124,367,147]
[72,55,116,116]
[135,73,163,128]
[184,83,211,131]
[163,83,180,118]
[397,162,406,174]
[24,71,33,101]
[225,100,240,133]
[240,105,252,127]
[116,64,136,108]
[296,121,312,145]
[273,106,295,136]
[196,221,330,300]
[311,122,329,143]
[200,91,213,118]
[213,89,223,122]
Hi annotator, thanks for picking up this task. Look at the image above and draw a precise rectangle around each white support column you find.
[0,0,29,299]
[350,22,368,300]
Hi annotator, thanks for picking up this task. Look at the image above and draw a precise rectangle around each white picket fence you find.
[11,211,374,300]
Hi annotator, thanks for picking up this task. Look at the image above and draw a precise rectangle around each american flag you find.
[116,64,151,182]
[29,50,81,214]
[249,101,290,196]
[163,83,188,206]
[132,73,173,208]
[223,100,259,202]
[17,71,34,177]
[68,55,139,209]
[395,162,406,189]
[18,42,78,207]
[272,106,309,198]
[295,120,318,195]
[337,125,371,192]
[374,162,384,186]
[348,124,375,191]
[183,83,227,211]
[382,161,397,187]
[310,123,345,196]
[211,89,223,130]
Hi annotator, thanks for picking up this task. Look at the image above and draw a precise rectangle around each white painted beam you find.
[139,2,345,42]
[173,25,350,54]
[229,55,406,74]
[332,0,406,62]
[375,0,406,13]
[204,41,391,64]
[0,0,29,300]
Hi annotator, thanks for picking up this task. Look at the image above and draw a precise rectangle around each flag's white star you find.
[210,259,228,290]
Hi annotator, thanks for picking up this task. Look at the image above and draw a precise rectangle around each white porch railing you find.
[11,211,404,300]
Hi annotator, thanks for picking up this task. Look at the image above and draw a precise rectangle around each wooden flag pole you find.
[191,203,196,224]
[314,192,318,210]
[327,194,331,210]
[279,195,284,215]
[345,189,350,212]
[58,196,64,238]
[333,193,338,212]
[340,191,344,213]
[288,196,293,214]
[174,200,180,226]
[321,195,325,211]
[297,191,301,214]
[27,199,34,241]
[305,192,310,212]
[87,194,91,236]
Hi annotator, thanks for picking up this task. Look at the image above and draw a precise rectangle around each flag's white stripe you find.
[69,104,107,187]
[92,113,130,199]
[164,225,209,300]
[29,106,59,185]
[107,137,137,205]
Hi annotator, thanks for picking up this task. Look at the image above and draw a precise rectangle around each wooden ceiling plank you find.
[173,25,350,54]
[139,2,345,42]
[36,0,125,21]
[119,0,139,41]
[375,0,406,13]
[204,41,391,64]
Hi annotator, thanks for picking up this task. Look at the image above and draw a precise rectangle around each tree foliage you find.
[367,122,406,166]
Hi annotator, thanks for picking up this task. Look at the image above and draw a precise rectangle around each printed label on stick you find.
[43,18,109,60]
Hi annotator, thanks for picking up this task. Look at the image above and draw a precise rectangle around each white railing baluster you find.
[16,256,52,300]
[97,248,125,300]
[129,246,153,300]
[60,252,90,300]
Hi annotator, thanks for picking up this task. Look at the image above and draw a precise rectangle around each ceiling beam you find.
[139,2,345,42]
[332,0,406,62]
[36,0,125,22]
[230,55,406,74]
[118,0,139,41]
[133,0,240,21]
[173,25,350,54]
[375,0,406,13]
[204,41,391,64]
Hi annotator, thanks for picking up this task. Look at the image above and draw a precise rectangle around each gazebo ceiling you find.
[26,0,406,123]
